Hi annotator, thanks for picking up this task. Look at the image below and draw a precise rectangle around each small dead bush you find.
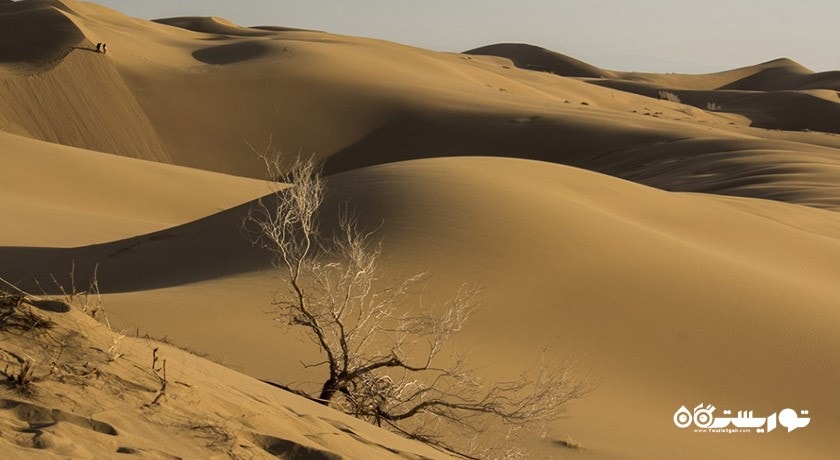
[658,90,681,103]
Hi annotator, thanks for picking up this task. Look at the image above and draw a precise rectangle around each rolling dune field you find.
[1,1,838,458]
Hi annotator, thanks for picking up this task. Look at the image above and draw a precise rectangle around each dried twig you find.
[150,347,168,405]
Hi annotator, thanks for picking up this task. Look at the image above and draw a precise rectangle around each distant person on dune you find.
[96,43,107,54]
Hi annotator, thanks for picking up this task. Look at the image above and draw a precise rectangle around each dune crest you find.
[0,48,170,162]
[154,16,273,37]
[465,42,617,78]
[0,0,84,65]
[0,131,268,247]
[0,1,838,212]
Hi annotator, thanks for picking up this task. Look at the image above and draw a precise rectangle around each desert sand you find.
[1,0,839,458]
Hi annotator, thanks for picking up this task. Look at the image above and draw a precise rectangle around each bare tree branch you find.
[242,147,592,458]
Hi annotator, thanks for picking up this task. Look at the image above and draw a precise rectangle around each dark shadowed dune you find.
[252,25,318,33]
[465,43,616,78]
[154,16,273,36]
[719,58,840,91]
[0,0,84,63]
[192,41,271,64]
[589,79,840,134]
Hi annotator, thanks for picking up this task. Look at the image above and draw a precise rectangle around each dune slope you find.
[0,0,838,212]
[153,16,273,37]
[582,58,840,134]
[1,2,839,459]
[3,157,839,459]
[0,131,268,247]
[0,45,170,163]
[0,0,84,65]
[0,292,450,459]
[465,43,617,78]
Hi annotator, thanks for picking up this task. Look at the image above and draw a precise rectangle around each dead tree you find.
[242,148,590,458]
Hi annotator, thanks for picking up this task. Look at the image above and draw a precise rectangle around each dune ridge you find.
[154,16,274,37]
[718,58,840,91]
[0,0,85,65]
[0,131,268,247]
[0,49,170,162]
[465,43,617,78]
[611,57,838,92]
[0,0,838,213]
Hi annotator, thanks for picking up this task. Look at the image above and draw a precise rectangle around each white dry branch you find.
[242,147,590,458]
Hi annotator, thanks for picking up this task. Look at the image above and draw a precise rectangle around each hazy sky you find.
[92,0,838,73]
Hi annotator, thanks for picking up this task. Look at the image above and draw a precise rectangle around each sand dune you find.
[588,77,840,134]
[608,57,835,91]
[0,0,84,65]
[0,294,449,459]
[719,59,840,92]
[465,43,617,78]
[0,131,268,247]
[5,157,840,459]
[464,47,838,92]
[154,16,273,37]
[579,57,840,134]
[1,1,839,458]
[1,0,838,211]
[0,47,171,162]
